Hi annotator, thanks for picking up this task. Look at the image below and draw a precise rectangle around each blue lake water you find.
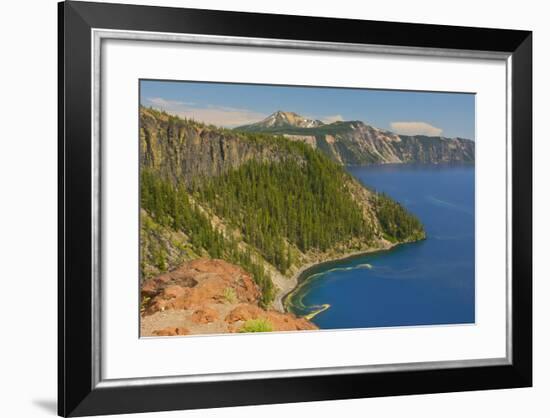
[287,164,475,329]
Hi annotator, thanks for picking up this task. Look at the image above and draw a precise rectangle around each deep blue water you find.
[287,164,475,329]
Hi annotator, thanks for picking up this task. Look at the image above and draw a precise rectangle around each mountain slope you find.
[236,112,475,165]
[237,110,324,131]
[140,107,425,314]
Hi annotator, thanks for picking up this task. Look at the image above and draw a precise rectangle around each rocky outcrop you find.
[140,259,317,336]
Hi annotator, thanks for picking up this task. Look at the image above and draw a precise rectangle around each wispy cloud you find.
[144,97,266,127]
[390,121,443,137]
[147,97,196,107]
[321,114,345,124]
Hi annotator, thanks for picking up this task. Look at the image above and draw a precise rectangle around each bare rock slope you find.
[237,112,475,165]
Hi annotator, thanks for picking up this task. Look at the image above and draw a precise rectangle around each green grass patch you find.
[222,287,238,304]
[239,318,273,333]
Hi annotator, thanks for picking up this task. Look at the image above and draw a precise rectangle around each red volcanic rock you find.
[152,327,190,336]
[225,304,317,331]
[163,285,187,299]
[140,258,317,336]
[190,307,219,324]
[141,279,159,297]
[233,276,261,304]
[142,259,261,315]
[188,258,237,275]
[265,311,318,331]
[225,304,264,323]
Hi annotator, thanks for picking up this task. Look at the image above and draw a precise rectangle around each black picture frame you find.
[58,1,532,416]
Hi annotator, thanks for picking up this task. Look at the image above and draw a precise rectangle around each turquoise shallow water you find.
[287,164,475,329]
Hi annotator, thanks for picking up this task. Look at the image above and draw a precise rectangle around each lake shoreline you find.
[277,240,401,314]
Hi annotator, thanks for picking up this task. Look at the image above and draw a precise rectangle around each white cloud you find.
[321,114,345,124]
[173,107,267,127]
[144,97,266,127]
[390,121,443,137]
[147,97,196,107]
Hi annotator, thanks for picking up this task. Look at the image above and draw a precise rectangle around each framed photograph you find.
[58,1,532,416]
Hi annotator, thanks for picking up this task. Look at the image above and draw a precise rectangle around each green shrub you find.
[222,287,237,304]
[239,318,273,333]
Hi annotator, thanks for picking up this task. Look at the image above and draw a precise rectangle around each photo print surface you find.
[139,80,475,337]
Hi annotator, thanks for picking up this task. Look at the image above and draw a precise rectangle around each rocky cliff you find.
[237,113,474,166]
[140,107,303,186]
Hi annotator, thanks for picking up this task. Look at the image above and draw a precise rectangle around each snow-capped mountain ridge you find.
[248,110,325,129]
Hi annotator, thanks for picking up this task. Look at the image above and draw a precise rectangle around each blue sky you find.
[140,80,475,139]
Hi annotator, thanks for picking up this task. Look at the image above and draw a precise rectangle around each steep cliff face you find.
[140,107,302,185]
[237,114,475,166]
[390,135,474,163]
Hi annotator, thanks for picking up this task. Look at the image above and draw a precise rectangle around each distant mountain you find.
[237,110,325,131]
[235,111,474,165]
